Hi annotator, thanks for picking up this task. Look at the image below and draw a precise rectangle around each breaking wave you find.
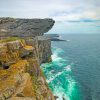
[41,47,81,100]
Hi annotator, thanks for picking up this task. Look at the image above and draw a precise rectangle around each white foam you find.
[52,47,64,55]
[47,71,63,83]
[42,47,77,100]
[64,65,72,71]
[53,86,70,100]
[53,78,76,100]
[52,54,62,61]
[67,79,77,97]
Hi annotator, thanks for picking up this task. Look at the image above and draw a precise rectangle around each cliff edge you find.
[0,18,55,100]
[0,17,55,37]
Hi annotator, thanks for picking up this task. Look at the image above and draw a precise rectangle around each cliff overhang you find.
[0,17,55,37]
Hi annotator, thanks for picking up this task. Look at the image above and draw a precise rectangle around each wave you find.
[41,46,81,100]
[64,65,72,71]
[47,71,63,83]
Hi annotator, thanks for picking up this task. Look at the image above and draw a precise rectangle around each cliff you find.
[0,17,55,37]
[0,18,55,100]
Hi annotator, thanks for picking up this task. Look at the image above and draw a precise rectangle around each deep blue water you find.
[41,34,100,100]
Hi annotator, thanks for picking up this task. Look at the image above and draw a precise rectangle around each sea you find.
[41,34,100,100]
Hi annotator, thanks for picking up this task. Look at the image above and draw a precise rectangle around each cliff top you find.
[0,17,55,37]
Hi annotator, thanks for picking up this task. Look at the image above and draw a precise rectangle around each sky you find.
[0,0,100,34]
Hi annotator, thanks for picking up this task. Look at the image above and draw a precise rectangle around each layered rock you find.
[0,17,55,37]
[38,36,52,64]
[0,17,54,65]
[0,38,55,100]
[0,17,55,100]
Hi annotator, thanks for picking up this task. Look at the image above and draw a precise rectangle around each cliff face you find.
[0,17,55,37]
[0,18,55,100]
[38,36,52,64]
[0,17,54,65]
[0,38,55,100]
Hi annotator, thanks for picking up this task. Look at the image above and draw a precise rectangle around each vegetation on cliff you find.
[0,37,55,100]
[0,17,55,100]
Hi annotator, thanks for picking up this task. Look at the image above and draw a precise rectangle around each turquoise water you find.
[41,47,81,100]
[41,34,100,100]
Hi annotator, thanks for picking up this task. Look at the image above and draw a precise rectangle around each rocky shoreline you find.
[0,18,55,100]
[44,34,66,41]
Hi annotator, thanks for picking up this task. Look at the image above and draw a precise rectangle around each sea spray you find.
[41,47,81,100]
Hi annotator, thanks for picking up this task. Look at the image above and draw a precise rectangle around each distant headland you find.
[44,34,66,41]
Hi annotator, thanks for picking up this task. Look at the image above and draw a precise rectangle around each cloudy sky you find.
[0,0,100,34]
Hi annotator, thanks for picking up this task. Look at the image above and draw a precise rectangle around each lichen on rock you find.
[0,18,55,100]
[0,17,55,37]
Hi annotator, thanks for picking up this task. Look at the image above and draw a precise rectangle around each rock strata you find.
[0,17,55,37]
[0,18,55,100]
[0,38,55,100]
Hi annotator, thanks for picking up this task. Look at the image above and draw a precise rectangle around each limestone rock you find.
[0,60,29,95]
[20,45,34,59]
[14,73,35,97]
[0,17,55,37]
[0,17,55,100]
[0,38,55,100]
[9,97,36,100]
[38,36,52,64]
[7,40,22,50]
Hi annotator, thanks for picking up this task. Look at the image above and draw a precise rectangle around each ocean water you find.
[41,34,100,100]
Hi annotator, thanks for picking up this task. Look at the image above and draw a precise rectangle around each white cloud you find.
[0,0,100,34]
[52,10,98,22]
[0,0,100,20]
[0,0,99,18]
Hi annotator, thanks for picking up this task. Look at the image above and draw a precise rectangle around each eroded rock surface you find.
[0,17,55,100]
[0,39,55,100]
[38,36,52,64]
[0,17,55,37]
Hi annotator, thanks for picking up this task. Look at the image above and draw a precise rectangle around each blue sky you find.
[0,0,100,34]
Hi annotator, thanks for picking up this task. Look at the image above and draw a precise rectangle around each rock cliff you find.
[0,17,55,37]
[0,18,55,100]
[0,38,55,100]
